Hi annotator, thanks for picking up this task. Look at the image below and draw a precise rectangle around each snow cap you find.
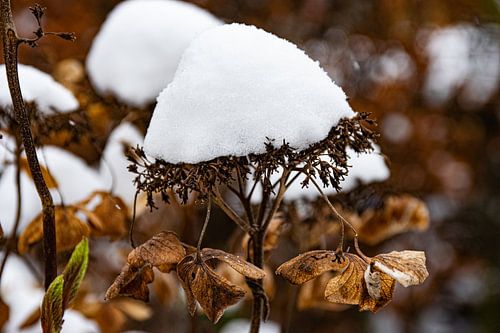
[145,23,355,164]
[86,0,221,107]
[0,64,78,113]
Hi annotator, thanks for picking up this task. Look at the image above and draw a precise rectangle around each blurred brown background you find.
[4,0,500,332]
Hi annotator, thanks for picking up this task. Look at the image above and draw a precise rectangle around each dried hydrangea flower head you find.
[132,23,375,205]
[127,23,376,327]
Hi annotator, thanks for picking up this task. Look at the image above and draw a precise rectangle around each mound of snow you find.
[145,23,355,164]
[101,122,144,205]
[86,0,221,107]
[0,64,78,113]
[250,145,389,203]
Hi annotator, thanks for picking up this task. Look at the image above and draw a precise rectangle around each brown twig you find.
[0,134,22,280]
[0,1,73,289]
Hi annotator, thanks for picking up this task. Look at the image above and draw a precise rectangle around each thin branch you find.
[129,191,139,248]
[211,189,251,233]
[309,176,358,252]
[0,135,22,280]
[262,168,290,231]
[196,196,211,253]
[1,0,58,288]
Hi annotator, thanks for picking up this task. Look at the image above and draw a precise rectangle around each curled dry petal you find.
[105,264,154,302]
[216,263,276,300]
[325,253,366,306]
[358,195,429,246]
[202,248,265,280]
[177,254,245,323]
[372,250,428,287]
[276,250,348,285]
[18,206,90,254]
[177,248,265,323]
[128,231,186,273]
[360,264,395,312]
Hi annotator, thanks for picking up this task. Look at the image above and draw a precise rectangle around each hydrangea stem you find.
[1,0,57,289]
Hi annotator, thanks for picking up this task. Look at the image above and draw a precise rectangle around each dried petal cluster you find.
[177,248,265,323]
[18,191,129,253]
[105,231,264,323]
[105,231,186,302]
[277,248,428,312]
[298,192,429,248]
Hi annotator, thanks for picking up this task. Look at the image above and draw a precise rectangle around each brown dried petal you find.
[358,195,429,245]
[18,206,90,254]
[216,263,275,300]
[19,307,40,330]
[325,253,366,305]
[373,250,428,287]
[297,272,349,312]
[77,302,127,333]
[0,296,8,331]
[105,264,154,302]
[276,250,348,285]
[79,191,129,240]
[152,271,179,306]
[128,231,186,273]
[177,254,246,323]
[20,157,58,188]
[112,298,153,321]
[202,248,265,279]
[360,264,396,312]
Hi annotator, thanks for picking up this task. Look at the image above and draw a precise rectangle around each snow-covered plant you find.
[0,1,433,332]
[121,23,382,332]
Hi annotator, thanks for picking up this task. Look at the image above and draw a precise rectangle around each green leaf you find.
[41,275,64,333]
[61,237,89,308]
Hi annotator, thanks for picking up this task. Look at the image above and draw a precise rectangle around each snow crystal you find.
[0,64,79,113]
[86,0,221,107]
[101,122,144,205]
[145,23,355,164]
[250,145,389,203]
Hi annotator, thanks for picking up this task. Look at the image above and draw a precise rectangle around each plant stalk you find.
[1,0,57,289]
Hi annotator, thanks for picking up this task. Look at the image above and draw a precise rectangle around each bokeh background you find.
[4,0,500,332]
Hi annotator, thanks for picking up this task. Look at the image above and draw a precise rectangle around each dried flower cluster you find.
[127,113,376,207]
[106,231,265,323]
[277,245,428,312]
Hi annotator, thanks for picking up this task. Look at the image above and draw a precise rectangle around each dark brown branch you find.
[1,0,57,289]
